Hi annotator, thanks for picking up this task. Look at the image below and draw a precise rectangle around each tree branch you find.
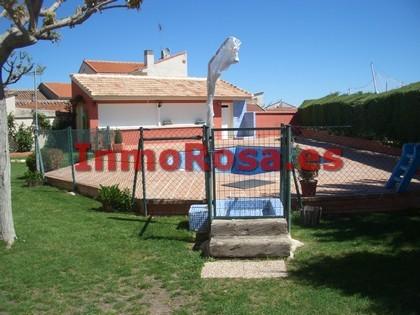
[2,51,34,86]
[40,0,65,16]
[36,0,122,36]
[25,0,43,32]
[1,2,29,36]
[0,0,142,81]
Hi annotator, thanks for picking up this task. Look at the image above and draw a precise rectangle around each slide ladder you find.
[385,143,420,193]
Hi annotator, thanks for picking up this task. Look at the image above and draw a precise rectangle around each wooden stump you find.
[301,206,322,226]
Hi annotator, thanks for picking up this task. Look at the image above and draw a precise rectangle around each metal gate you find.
[206,125,292,228]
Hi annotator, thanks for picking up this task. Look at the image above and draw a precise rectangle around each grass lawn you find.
[1,163,420,314]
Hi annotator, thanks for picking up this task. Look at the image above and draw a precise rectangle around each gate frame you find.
[207,126,292,229]
[131,127,205,215]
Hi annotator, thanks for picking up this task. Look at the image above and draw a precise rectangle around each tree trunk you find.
[0,83,16,248]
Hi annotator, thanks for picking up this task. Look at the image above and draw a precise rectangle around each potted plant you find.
[298,168,319,196]
[294,146,320,197]
[112,129,124,152]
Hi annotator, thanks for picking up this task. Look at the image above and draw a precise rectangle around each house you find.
[39,82,72,100]
[71,49,259,140]
[5,88,71,128]
[70,50,299,140]
[71,73,252,140]
[255,99,298,128]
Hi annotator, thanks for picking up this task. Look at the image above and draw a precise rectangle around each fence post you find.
[210,128,217,218]
[67,127,76,191]
[34,128,46,176]
[95,127,99,151]
[131,128,141,211]
[284,125,292,234]
[140,128,148,216]
[35,129,45,176]
[34,127,40,172]
[105,126,111,150]
[203,126,212,225]
[132,128,148,216]
[280,124,285,208]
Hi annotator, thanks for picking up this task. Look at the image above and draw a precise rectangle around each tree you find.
[0,0,143,248]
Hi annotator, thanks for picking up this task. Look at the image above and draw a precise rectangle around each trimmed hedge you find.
[296,82,420,145]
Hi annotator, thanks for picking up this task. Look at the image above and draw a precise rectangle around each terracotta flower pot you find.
[112,143,124,153]
[300,180,318,197]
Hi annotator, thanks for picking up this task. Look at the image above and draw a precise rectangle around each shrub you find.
[15,124,34,152]
[97,184,131,212]
[26,152,37,172]
[41,148,64,172]
[52,117,72,130]
[296,82,420,145]
[34,112,51,132]
[7,113,16,138]
[24,170,44,187]
[114,129,123,144]
[8,113,17,152]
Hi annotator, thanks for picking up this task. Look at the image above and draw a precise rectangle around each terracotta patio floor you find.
[45,137,420,202]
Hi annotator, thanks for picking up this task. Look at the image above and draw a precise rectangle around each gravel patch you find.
[201,260,287,279]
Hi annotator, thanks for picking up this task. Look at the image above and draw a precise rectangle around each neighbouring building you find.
[5,87,72,128]
[38,82,72,100]
[255,99,298,128]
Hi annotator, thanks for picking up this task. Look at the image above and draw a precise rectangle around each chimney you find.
[144,50,154,67]
[161,48,171,60]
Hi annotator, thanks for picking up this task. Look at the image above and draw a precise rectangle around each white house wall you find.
[142,53,188,77]
[6,96,15,114]
[97,102,206,128]
[160,103,206,125]
[98,103,158,129]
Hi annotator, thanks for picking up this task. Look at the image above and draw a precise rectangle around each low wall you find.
[45,176,203,216]
[10,152,32,159]
[295,190,420,214]
[255,111,296,137]
[256,111,296,127]
[299,129,402,156]
[121,126,203,146]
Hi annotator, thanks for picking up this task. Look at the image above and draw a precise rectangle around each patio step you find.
[211,218,288,237]
[209,235,291,258]
[209,218,291,258]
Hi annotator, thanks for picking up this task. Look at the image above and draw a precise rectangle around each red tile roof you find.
[265,107,297,113]
[71,74,252,101]
[247,103,265,112]
[16,100,71,112]
[39,82,72,99]
[5,89,48,101]
[265,101,297,112]
[83,60,145,74]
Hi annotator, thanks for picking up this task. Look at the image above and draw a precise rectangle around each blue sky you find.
[10,0,420,106]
